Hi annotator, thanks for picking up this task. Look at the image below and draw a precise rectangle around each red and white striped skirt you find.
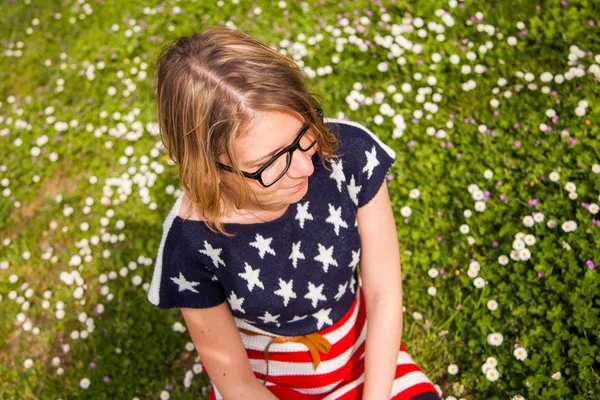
[206,286,440,399]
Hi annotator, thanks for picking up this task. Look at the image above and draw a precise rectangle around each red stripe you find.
[245,294,366,364]
[252,341,366,388]
[206,287,437,399]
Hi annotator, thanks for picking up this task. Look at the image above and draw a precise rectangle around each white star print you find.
[314,243,338,273]
[289,241,305,268]
[313,307,333,330]
[325,203,348,236]
[304,281,327,308]
[198,240,226,268]
[349,275,356,294]
[363,145,380,179]
[227,291,246,314]
[295,201,314,228]
[258,311,281,327]
[349,249,360,272]
[347,174,362,206]
[211,274,218,282]
[237,262,265,292]
[334,282,348,301]
[329,158,346,192]
[170,272,200,293]
[288,314,308,323]
[249,234,276,259]
[274,278,297,307]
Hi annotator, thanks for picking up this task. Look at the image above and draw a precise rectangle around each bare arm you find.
[181,301,278,399]
[356,182,403,400]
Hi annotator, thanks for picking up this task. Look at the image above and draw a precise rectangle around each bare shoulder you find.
[179,193,204,221]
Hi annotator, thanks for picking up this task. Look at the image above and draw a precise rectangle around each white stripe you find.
[321,371,365,400]
[391,370,434,396]
[292,379,345,395]
[236,289,363,352]
[147,192,185,305]
[324,117,397,160]
[247,322,367,376]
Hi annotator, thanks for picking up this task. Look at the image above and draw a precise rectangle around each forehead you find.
[234,110,305,162]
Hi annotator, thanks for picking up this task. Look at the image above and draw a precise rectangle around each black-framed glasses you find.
[216,108,323,188]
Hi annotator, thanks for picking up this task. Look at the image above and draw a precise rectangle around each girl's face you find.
[217,109,317,210]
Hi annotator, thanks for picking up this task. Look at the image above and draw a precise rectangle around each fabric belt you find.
[238,328,332,386]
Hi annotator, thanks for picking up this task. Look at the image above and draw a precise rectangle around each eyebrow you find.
[247,123,307,167]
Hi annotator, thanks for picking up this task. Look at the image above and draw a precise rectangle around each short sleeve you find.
[148,219,227,310]
[330,120,396,208]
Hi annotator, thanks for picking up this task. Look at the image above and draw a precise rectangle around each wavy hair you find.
[152,26,340,237]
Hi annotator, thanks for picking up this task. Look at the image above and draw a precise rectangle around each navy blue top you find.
[148,118,396,336]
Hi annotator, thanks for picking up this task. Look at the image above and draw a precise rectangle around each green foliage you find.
[1,0,599,399]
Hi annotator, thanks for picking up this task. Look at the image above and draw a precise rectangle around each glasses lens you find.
[299,128,317,151]
[261,152,291,186]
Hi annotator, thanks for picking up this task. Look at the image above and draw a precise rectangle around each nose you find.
[287,149,314,179]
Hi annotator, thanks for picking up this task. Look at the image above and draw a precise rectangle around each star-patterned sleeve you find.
[334,120,396,209]
[147,221,227,310]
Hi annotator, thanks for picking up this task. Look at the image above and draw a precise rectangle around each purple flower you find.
[440,269,446,275]
[528,199,539,206]
[590,20,595,27]
[492,241,499,248]
[586,260,595,270]
[104,376,110,382]
[497,181,503,186]
[437,211,443,217]
[500,194,506,200]
[437,236,443,242]
[514,140,521,147]
[515,343,520,348]
[538,272,544,278]
[493,111,499,116]
[513,123,520,129]
[449,113,455,119]
[456,304,462,310]
[387,174,393,181]
[90,362,96,368]
[407,141,415,147]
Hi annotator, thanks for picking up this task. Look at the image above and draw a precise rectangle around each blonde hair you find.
[152,26,340,237]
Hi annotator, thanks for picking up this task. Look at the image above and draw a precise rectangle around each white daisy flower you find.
[447,364,459,375]
[412,312,423,320]
[427,286,437,296]
[486,368,500,381]
[192,363,203,374]
[564,182,576,192]
[459,224,470,234]
[588,204,598,214]
[160,390,170,400]
[522,216,534,227]
[487,333,504,346]
[498,255,509,265]
[473,277,486,288]
[512,239,526,250]
[551,371,561,380]
[487,300,498,311]
[428,268,439,278]
[533,213,545,223]
[592,164,600,174]
[514,347,528,361]
[80,377,91,389]
[185,342,195,352]
[524,234,536,246]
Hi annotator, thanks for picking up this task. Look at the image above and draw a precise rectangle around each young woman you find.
[148,26,440,400]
